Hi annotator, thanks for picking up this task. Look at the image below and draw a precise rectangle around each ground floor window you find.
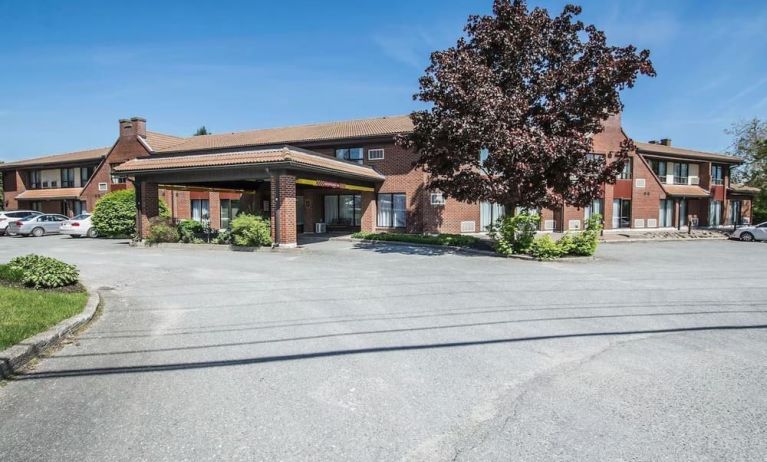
[709,200,723,226]
[730,200,742,225]
[220,199,240,229]
[30,201,43,212]
[377,193,406,228]
[659,199,674,227]
[584,199,604,221]
[191,199,210,223]
[324,194,361,227]
[612,199,631,228]
[481,202,506,231]
[679,199,688,227]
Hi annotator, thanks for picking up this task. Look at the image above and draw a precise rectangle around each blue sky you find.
[1,0,766,161]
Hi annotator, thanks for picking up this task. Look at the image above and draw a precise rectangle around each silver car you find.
[0,210,42,235]
[730,222,767,242]
[6,214,69,237]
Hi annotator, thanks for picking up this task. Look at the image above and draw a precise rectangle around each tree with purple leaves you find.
[399,0,656,210]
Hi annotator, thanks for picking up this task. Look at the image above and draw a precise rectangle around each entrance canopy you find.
[114,146,384,246]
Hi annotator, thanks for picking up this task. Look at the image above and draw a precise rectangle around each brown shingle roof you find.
[662,185,711,198]
[1,147,110,169]
[144,132,187,151]
[114,147,385,182]
[729,183,760,195]
[635,142,741,164]
[16,188,84,200]
[156,115,414,153]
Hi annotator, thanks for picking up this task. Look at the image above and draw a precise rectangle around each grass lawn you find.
[0,286,88,351]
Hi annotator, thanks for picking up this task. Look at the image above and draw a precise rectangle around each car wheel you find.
[740,232,755,242]
[87,228,98,238]
[31,227,45,237]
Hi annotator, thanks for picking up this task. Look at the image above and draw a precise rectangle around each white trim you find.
[430,191,445,206]
[368,148,385,160]
[98,182,108,192]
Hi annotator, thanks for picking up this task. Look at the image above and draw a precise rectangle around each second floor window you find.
[712,165,724,185]
[650,159,667,182]
[619,158,632,179]
[674,163,689,184]
[80,166,94,184]
[110,163,126,184]
[29,170,42,189]
[336,148,364,164]
[61,168,76,188]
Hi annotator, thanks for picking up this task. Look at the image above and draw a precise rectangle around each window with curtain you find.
[61,168,76,187]
[377,193,406,228]
[324,196,339,225]
[335,148,364,164]
[659,199,673,227]
[80,166,94,185]
[191,199,210,222]
[619,158,632,179]
[650,160,667,182]
[220,199,241,229]
[584,199,604,220]
[711,165,724,185]
[709,200,723,226]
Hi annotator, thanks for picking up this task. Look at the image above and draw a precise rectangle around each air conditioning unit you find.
[544,220,556,231]
[647,219,658,228]
[634,219,646,228]
[460,221,476,233]
[635,178,646,188]
[688,176,700,185]
[568,220,581,230]
[315,222,327,234]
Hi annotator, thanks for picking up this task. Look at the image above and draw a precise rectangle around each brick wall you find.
[270,173,297,246]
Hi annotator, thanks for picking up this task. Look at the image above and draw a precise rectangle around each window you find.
[730,200,742,226]
[336,148,364,164]
[650,160,667,182]
[80,166,94,184]
[98,182,108,191]
[659,199,674,227]
[29,170,42,189]
[191,199,210,222]
[323,195,361,226]
[430,191,445,206]
[480,148,490,164]
[61,168,76,188]
[368,148,385,160]
[673,163,689,185]
[377,193,406,228]
[584,199,604,221]
[74,201,86,216]
[711,165,724,185]
[30,201,43,212]
[110,163,126,184]
[612,199,631,228]
[709,200,723,226]
[220,199,241,229]
[619,158,632,179]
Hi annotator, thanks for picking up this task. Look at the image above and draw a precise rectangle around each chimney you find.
[119,117,147,139]
[660,138,671,146]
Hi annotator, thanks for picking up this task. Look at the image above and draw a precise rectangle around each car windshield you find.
[72,214,91,220]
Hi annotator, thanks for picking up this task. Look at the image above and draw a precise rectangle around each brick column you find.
[360,190,377,233]
[136,181,160,239]
[270,173,297,247]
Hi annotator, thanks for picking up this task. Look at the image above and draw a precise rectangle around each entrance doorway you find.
[323,194,362,231]
[297,195,304,234]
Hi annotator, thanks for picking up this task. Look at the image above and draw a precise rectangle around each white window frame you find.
[430,191,445,206]
[368,148,385,161]
[98,182,108,192]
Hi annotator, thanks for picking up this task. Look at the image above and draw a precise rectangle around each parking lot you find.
[1,235,766,461]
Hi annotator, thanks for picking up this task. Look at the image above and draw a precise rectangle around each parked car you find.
[6,214,69,237]
[61,213,98,238]
[730,222,767,242]
[0,210,42,235]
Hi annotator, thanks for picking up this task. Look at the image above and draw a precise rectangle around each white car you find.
[730,222,767,242]
[0,210,42,235]
[61,213,98,238]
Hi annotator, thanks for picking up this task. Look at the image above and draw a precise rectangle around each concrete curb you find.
[130,241,300,252]
[0,287,101,379]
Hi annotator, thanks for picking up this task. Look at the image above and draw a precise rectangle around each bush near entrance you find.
[4,254,80,289]
[92,189,169,238]
[146,217,180,244]
[352,232,480,248]
[493,213,603,260]
[230,214,272,247]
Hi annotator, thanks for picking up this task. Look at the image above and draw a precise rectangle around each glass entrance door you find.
[324,194,361,228]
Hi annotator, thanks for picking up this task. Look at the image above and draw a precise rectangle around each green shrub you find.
[556,234,576,255]
[92,189,169,238]
[230,214,272,247]
[351,232,480,247]
[146,217,180,244]
[7,255,79,289]
[494,212,540,256]
[213,229,232,245]
[569,213,603,256]
[177,219,204,243]
[529,235,564,260]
